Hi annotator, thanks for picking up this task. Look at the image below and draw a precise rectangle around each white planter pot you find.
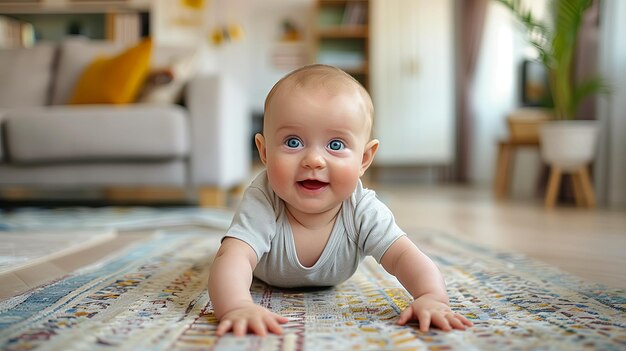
[539,121,599,170]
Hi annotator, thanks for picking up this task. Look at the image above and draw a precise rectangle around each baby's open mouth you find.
[298,179,329,190]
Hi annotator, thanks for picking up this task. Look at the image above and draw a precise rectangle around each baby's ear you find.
[360,139,379,176]
[255,133,268,165]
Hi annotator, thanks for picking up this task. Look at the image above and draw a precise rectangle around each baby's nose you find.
[302,148,326,169]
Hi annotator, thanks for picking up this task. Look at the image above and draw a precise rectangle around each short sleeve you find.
[224,173,279,262]
[354,188,406,263]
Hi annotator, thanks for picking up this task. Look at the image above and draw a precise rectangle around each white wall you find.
[470,0,545,198]
[152,0,313,113]
[248,1,313,112]
[152,0,210,47]
[471,3,520,181]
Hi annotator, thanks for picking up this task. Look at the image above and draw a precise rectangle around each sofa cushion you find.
[51,38,123,105]
[70,38,153,105]
[0,44,57,108]
[4,105,189,164]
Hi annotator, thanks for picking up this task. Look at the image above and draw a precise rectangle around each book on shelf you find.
[0,15,34,48]
[271,42,307,71]
[317,51,365,70]
[111,13,141,45]
[342,2,366,26]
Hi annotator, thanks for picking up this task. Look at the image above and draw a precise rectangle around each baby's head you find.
[256,64,379,216]
[263,64,374,137]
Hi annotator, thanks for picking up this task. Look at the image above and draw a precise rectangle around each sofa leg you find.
[199,187,226,208]
[103,187,186,203]
[229,184,246,198]
[0,187,35,200]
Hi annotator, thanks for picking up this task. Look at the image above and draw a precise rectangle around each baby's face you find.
[257,84,376,217]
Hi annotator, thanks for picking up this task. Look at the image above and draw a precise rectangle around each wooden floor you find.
[5,169,622,290]
[368,181,626,289]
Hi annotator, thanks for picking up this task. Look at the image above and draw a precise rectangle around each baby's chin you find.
[284,200,343,217]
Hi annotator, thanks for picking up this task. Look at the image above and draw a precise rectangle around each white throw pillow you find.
[137,47,201,104]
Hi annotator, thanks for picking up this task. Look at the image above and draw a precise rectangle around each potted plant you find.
[496,0,609,171]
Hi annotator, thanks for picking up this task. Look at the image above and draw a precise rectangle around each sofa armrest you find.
[185,74,251,188]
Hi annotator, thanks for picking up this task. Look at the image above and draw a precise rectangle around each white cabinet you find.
[371,0,454,165]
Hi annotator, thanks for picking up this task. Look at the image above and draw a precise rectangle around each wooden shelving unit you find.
[317,26,368,38]
[0,0,149,47]
[313,0,370,90]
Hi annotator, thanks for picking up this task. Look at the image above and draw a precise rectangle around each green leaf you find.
[570,76,611,116]
[495,0,605,120]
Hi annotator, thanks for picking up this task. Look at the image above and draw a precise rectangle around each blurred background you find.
[0,0,624,208]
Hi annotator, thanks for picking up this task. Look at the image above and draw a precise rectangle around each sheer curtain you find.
[575,0,600,121]
[455,0,488,182]
[596,0,626,207]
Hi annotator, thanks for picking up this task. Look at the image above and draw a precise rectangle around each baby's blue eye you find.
[328,140,345,151]
[285,137,302,149]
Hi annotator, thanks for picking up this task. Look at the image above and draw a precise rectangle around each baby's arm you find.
[380,236,473,332]
[208,237,288,336]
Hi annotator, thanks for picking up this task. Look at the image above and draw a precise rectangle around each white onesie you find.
[224,170,406,288]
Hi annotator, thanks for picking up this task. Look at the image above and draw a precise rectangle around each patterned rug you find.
[0,209,625,350]
[0,207,234,232]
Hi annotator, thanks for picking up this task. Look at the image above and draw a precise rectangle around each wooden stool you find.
[544,165,596,208]
[494,108,549,200]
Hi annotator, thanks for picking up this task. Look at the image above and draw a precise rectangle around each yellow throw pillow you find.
[70,38,153,105]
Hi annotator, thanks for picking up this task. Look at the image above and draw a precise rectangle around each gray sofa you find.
[0,39,250,206]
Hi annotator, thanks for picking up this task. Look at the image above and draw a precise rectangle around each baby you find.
[208,64,472,336]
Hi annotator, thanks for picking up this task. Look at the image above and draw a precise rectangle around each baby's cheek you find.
[266,158,293,187]
[331,163,361,192]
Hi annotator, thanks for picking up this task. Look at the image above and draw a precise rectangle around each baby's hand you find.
[397,294,473,332]
[216,302,289,336]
